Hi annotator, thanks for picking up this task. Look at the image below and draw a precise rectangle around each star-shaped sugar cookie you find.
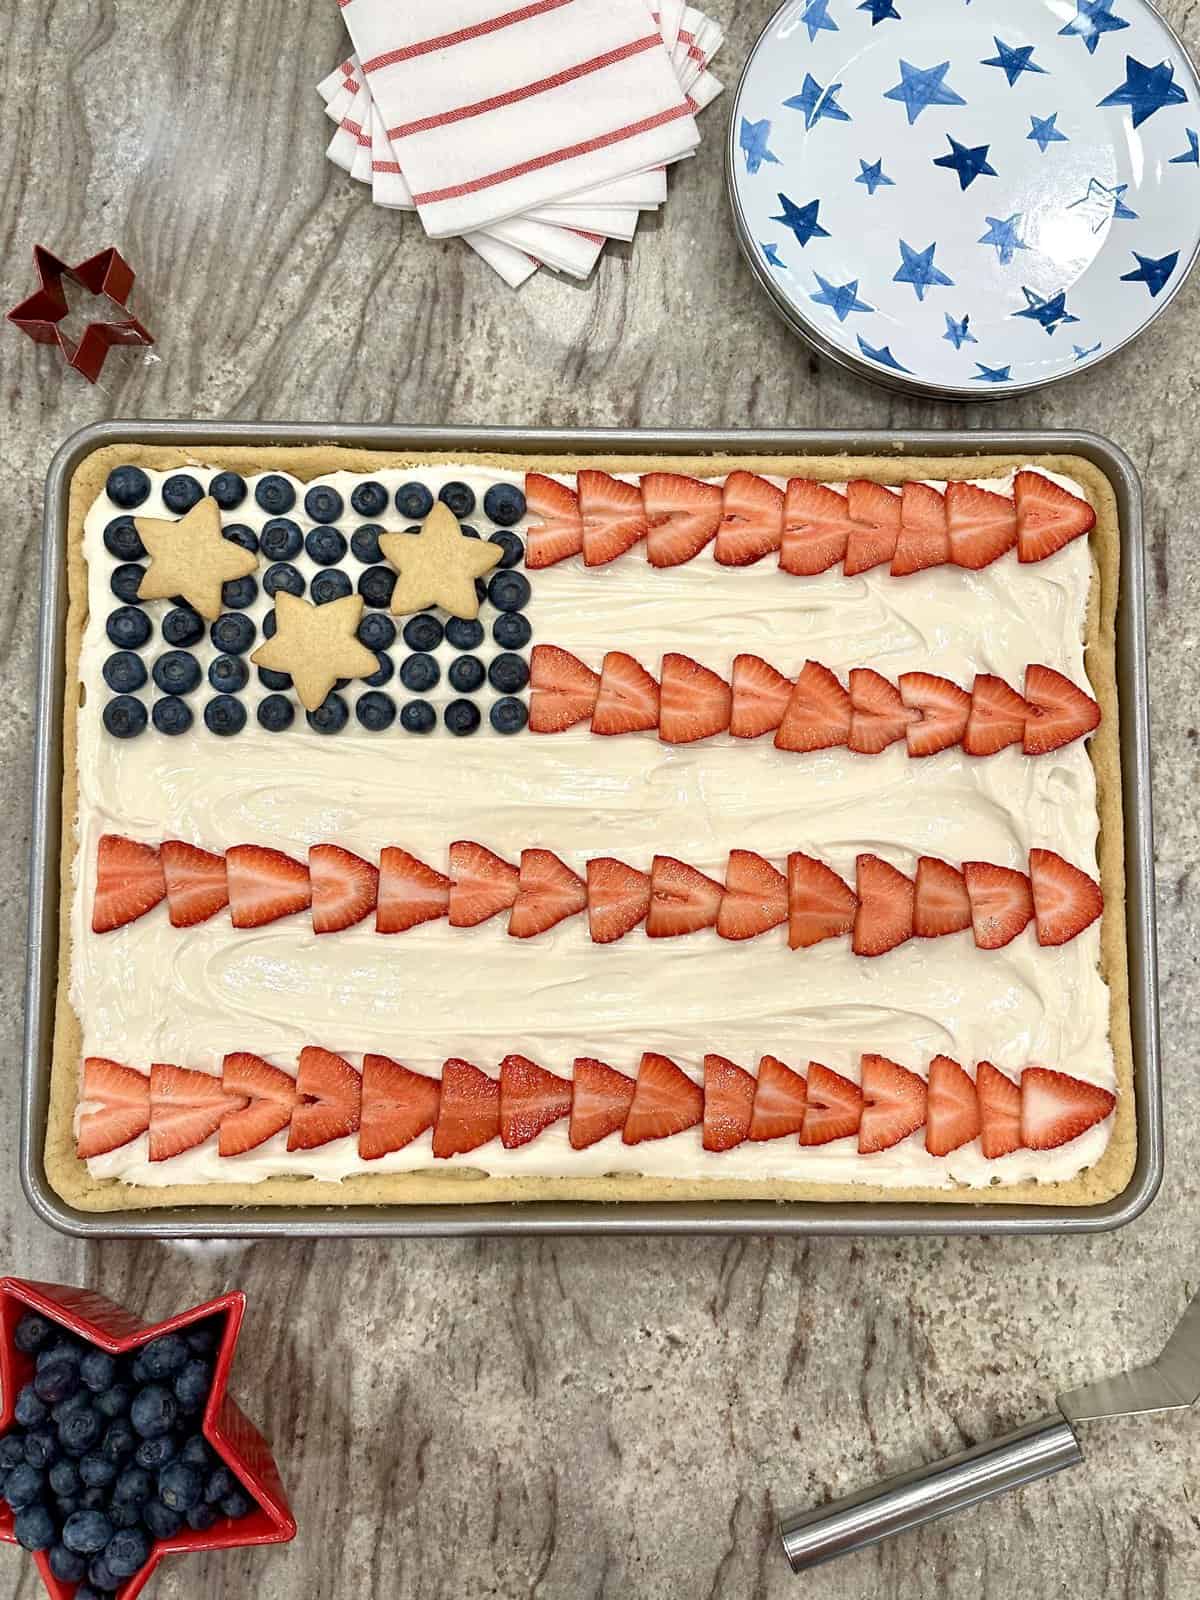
[250,591,378,712]
[380,502,502,620]
[134,496,259,620]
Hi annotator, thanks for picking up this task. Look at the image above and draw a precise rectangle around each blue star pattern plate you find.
[727,0,1200,397]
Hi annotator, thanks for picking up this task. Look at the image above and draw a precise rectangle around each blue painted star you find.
[1170,128,1200,165]
[1013,286,1080,335]
[761,242,786,269]
[784,73,852,130]
[857,335,912,373]
[1099,56,1188,128]
[1120,249,1180,296]
[978,214,1029,265]
[1028,112,1068,153]
[1074,341,1103,360]
[858,0,901,21]
[883,60,966,126]
[893,238,954,300]
[770,193,831,247]
[982,37,1048,86]
[973,363,1013,383]
[855,157,895,195]
[943,313,978,349]
[1068,177,1138,231]
[739,117,780,175]
[1059,0,1129,56]
[799,0,838,42]
[932,135,997,190]
[810,273,875,322]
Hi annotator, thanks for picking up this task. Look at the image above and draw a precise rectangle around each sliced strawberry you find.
[1021,1067,1115,1150]
[946,480,1017,570]
[500,1053,573,1148]
[310,844,379,935]
[360,1054,441,1160]
[1029,849,1103,947]
[591,651,660,736]
[92,835,166,934]
[899,671,971,758]
[977,1061,1022,1158]
[569,1056,637,1149]
[1023,664,1101,755]
[432,1058,500,1158]
[859,1053,928,1154]
[659,653,731,745]
[715,471,784,566]
[448,840,520,928]
[800,1062,863,1146]
[787,852,858,949]
[892,482,950,576]
[853,854,915,956]
[225,845,311,929]
[509,848,587,939]
[963,862,1034,949]
[288,1046,362,1152]
[702,1054,755,1152]
[848,668,916,754]
[622,1051,703,1145]
[963,674,1029,757]
[914,856,972,938]
[844,480,901,575]
[579,469,647,566]
[76,1058,150,1160]
[925,1055,981,1156]
[1014,471,1096,564]
[642,472,722,567]
[525,473,583,568]
[160,841,228,929]
[587,857,651,943]
[646,855,724,938]
[529,644,601,734]
[376,847,450,934]
[219,1053,298,1157]
[149,1064,244,1163]
[747,1054,808,1142]
[717,849,788,941]
[730,654,793,739]
[775,660,852,753]
[780,478,851,575]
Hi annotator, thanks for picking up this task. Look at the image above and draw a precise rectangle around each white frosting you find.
[72,462,1115,1191]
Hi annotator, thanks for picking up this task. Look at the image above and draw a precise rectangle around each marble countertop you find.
[2,1,1198,1594]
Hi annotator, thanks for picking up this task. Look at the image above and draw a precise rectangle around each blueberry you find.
[222,522,258,555]
[351,524,384,564]
[76,1585,107,1600]
[460,525,480,541]
[449,655,485,694]
[179,1435,213,1470]
[106,607,151,650]
[222,1487,254,1520]
[102,515,146,561]
[304,484,344,524]
[136,1435,177,1471]
[112,1465,152,1502]
[257,694,295,733]
[152,697,192,736]
[37,1340,81,1370]
[311,570,352,605]
[109,562,145,604]
[400,700,436,734]
[103,696,147,740]
[14,1502,56,1551]
[357,612,396,652]
[265,605,280,633]
[484,483,527,527]
[263,561,305,598]
[81,1487,108,1511]
[173,1359,210,1411]
[142,1335,189,1380]
[158,1459,203,1512]
[494,614,533,652]
[142,1499,183,1540]
[210,613,256,654]
[488,530,525,568]
[257,666,292,690]
[49,1543,89,1583]
[259,517,303,561]
[101,1420,136,1463]
[161,606,205,647]
[255,475,296,516]
[364,652,394,689]
[35,1359,80,1406]
[351,481,388,518]
[102,651,147,694]
[187,1502,219,1531]
[79,1453,116,1489]
[52,1389,91,1425]
[209,471,247,510]
[79,1350,117,1393]
[399,653,439,693]
[488,652,529,694]
[305,525,347,565]
[358,566,396,609]
[402,613,443,652]
[63,1507,113,1554]
[446,616,485,650]
[3,1462,44,1508]
[203,1465,236,1505]
[95,1387,131,1421]
[87,1557,121,1593]
[108,1498,142,1530]
[1,1436,27,1470]
[152,650,201,696]
[488,570,531,612]
[50,1457,82,1495]
[24,1428,60,1469]
[204,696,246,737]
[162,474,203,514]
[208,654,248,694]
[306,692,349,734]
[221,575,258,611]
[444,699,482,736]
[105,467,150,510]
[475,578,489,604]
[355,691,396,732]
[60,1408,102,1456]
[186,1323,218,1357]
[395,482,434,520]
[15,1386,48,1427]
[104,1525,152,1578]
[439,481,475,518]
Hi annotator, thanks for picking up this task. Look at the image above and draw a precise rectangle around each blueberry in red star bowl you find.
[255,475,296,516]
[449,655,485,694]
[488,570,531,613]
[351,524,384,565]
[88,1555,120,1592]
[439,481,475,518]
[103,696,148,739]
[188,1502,219,1531]
[203,1465,237,1504]
[79,1350,117,1393]
[142,1499,183,1540]
[102,652,147,695]
[257,694,295,732]
[395,481,434,520]
[102,515,145,561]
[311,570,352,605]
[52,1390,90,1425]
[78,1454,114,1489]
[222,522,258,553]
[364,652,394,688]
[162,474,204,515]
[14,1386,48,1428]
[179,1434,213,1470]
[305,525,348,566]
[205,697,247,738]
[355,691,396,732]
[210,613,256,654]
[157,1460,203,1512]
[400,699,436,734]
[106,607,151,650]
[109,563,146,604]
[130,1384,177,1439]
[24,1427,60,1469]
[488,652,529,694]
[152,697,193,736]
[35,1360,81,1405]
[260,517,303,562]
[492,612,531,650]
[3,1460,44,1507]
[49,1543,88,1583]
[221,575,258,611]
[105,1525,152,1578]
[488,530,524,568]
[162,606,205,647]
[50,1459,81,1496]
[39,1341,83,1371]
[105,466,150,510]
[60,1408,102,1457]
[257,666,292,691]
[75,1584,106,1600]
[136,1435,175,1470]
[2,1434,29,1469]
[358,566,396,609]
[351,480,388,519]
[304,484,344,524]
[138,1334,189,1379]
[94,1387,130,1421]
[263,562,305,599]
[173,1360,211,1412]
[400,653,439,693]
[357,612,396,652]
[152,651,201,696]
[14,1503,56,1551]
[402,613,443,652]
[107,1498,141,1531]
[62,1507,113,1554]
[101,1419,136,1463]
[444,699,482,736]
[209,471,247,510]
[209,654,249,694]
[307,691,349,734]
[222,1486,254,1520]
[112,1464,150,1503]
[484,483,526,527]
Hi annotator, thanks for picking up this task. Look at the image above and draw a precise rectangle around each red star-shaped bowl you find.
[5,246,154,383]
[0,1276,296,1599]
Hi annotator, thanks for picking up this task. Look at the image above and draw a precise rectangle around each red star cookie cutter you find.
[0,1276,296,1599]
[5,246,154,383]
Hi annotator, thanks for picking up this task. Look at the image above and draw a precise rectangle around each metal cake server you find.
[779,1288,1200,1572]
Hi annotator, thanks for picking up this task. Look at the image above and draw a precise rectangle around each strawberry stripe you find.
[360,0,573,74]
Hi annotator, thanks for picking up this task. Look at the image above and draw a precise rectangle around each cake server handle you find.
[779,1415,1083,1573]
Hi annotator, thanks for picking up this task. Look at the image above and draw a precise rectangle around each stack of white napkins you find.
[318,0,723,287]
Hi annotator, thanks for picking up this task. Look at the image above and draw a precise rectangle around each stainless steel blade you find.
[1059,1289,1200,1423]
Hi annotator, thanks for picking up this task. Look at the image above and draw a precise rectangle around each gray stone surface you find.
[1,1,1198,1595]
